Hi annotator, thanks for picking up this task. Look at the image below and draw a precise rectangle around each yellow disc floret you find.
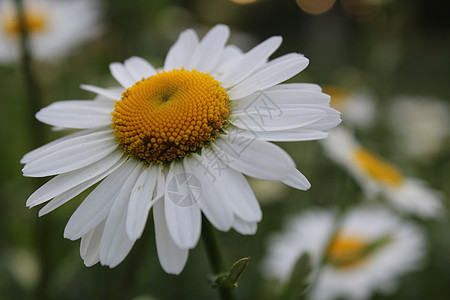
[353,147,404,186]
[3,11,47,36]
[112,69,230,164]
[326,232,368,269]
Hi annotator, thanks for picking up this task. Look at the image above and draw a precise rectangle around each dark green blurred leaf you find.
[279,252,313,300]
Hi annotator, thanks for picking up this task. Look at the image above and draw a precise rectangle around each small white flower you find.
[22,25,341,274]
[262,205,426,300]
[387,95,450,159]
[324,86,377,129]
[321,127,444,219]
[0,0,102,63]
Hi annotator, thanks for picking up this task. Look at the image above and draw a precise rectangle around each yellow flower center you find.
[353,148,403,186]
[326,232,368,269]
[3,11,47,36]
[112,69,230,164]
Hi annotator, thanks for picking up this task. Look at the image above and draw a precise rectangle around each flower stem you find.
[305,173,356,298]
[14,0,45,145]
[201,215,235,300]
[14,1,49,300]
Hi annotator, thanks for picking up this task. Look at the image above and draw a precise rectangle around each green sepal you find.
[211,257,251,290]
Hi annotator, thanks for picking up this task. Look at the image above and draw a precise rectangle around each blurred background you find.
[1,0,449,299]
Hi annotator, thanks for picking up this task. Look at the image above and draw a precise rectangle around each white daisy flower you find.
[262,205,426,300]
[387,95,450,159]
[0,0,102,63]
[21,24,341,274]
[321,127,444,219]
[323,86,377,129]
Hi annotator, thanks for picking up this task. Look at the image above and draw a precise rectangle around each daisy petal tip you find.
[270,35,283,46]
[214,23,230,33]
[79,83,90,90]
[281,170,311,191]
[125,223,141,243]
[83,260,98,268]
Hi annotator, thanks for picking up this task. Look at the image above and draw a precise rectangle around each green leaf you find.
[279,252,313,300]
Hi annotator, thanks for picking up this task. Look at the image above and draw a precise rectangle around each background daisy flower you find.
[262,205,426,300]
[21,24,341,274]
[387,95,450,160]
[0,0,102,63]
[324,86,377,129]
[320,127,444,219]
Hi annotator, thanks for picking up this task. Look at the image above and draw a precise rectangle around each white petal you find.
[164,163,202,249]
[26,151,125,208]
[153,199,189,274]
[21,129,97,164]
[303,113,342,131]
[183,156,234,231]
[187,24,230,72]
[267,83,323,92]
[231,107,326,132]
[228,54,309,100]
[213,45,243,79]
[100,161,143,267]
[36,100,113,129]
[281,169,311,190]
[213,135,296,181]
[232,215,258,235]
[234,90,330,112]
[236,127,328,142]
[154,165,166,201]
[221,36,282,88]
[109,62,136,88]
[124,56,157,81]
[198,149,262,223]
[22,129,110,166]
[126,167,158,241]
[63,159,137,240]
[38,157,125,216]
[80,221,105,267]
[164,29,199,70]
[23,131,117,177]
[80,84,123,100]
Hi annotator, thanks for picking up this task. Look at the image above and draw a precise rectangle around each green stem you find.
[15,0,45,144]
[304,173,356,299]
[201,215,235,300]
[14,1,49,300]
